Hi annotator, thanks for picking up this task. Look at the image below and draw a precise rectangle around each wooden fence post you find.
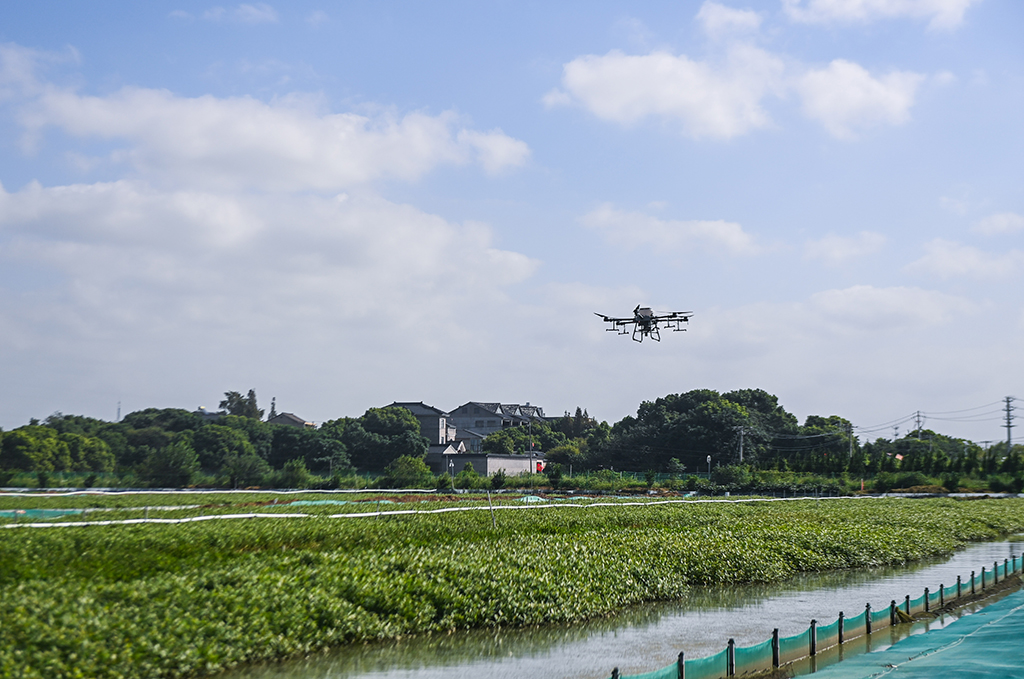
[958,575,962,598]
[971,571,976,595]
[677,651,685,679]
[772,629,780,668]
[904,595,910,615]
[889,600,896,626]
[838,612,845,645]
[727,639,735,677]
[809,620,817,657]
[924,587,929,613]
[865,603,872,635]
[940,584,944,609]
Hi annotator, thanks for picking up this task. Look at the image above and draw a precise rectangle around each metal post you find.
[727,639,735,676]
[904,595,910,615]
[982,566,986,591]
[772,629,780,668]
[677,651,685,679]
[958,575,962,598]
[810,620,817,656]
[890,600,897,626]
[865,603,872,634]
[612,669,619,679]
[924,587,929,613]
[838,612,844,645]
[940,584,944,608]
[971,570,976,594]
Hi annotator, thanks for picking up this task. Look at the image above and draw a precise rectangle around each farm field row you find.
[3,497,1024,678]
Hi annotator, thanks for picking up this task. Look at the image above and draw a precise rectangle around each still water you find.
[220,537,1024,679]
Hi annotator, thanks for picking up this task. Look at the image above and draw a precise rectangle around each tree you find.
[140,440,199,487]
[192,424,256,470]
[332,408,427,471]
[0,426,72,471]
[267,426,348,472]
[221,453,270,488]
[121,408,202,432]
[383,455,435,489]
[60,433,115,472]
[219,390,264,420]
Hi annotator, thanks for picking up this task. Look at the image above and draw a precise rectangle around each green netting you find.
[844,610,867,639]
[817,618,840,649]
[944,584,958,599]
[927,589,941,607]
[779,629,809,665]
[870,606,890,628]
[734,638,773,674]
[683,648,727,679]
[909,594,926,615]
[619,661,679,679]
[806,588,1024,679]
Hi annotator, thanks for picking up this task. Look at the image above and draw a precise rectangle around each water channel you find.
[220,537,1024,679]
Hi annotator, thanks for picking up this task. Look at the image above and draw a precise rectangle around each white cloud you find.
[581,203,759,256]
[781,0,980,31]
[804,231,886,262]
[549,43,926,140]
[549,45,784,139]
[0,180,538,337]
[906,238,1024,278]
[202,4,278,24]
[807,284,975,330]
[17,86,529,190]
[306,10,329,27]
[234,3,278,24]
[696,2,763,39]
[794,59,924,139]
[973,212,1024,236]
[939,195,969,216]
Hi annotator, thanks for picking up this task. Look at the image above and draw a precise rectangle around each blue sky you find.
[0,0,1021,442]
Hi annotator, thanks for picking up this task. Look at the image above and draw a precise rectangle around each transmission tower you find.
[1006,396,1016,448]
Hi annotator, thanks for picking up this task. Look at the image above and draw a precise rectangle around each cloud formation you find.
[546,46,784,139]
[973,212,1024,236]
[581,203,759,256]
[804,231,886,262]
[546,10,927,141]
[781,0,980,31]
[696,2,763,39]
[17,87,528,190]
[906,239,1024,278]
[794,60,924,138]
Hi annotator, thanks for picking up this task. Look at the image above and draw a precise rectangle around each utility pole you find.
[914,411,923,439]
[1005,396,1016,448]
[735,426,745,463]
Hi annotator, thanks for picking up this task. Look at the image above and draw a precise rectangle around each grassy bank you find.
[3,497,1024,678]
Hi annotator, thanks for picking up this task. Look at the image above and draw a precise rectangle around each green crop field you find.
[3,496,1024,678]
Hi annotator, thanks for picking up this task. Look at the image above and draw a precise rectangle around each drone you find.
[595,305,693,343]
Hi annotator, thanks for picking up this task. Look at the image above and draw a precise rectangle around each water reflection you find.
[219,537,1024,679]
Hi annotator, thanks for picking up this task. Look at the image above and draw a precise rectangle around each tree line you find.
[2,388,1020,490]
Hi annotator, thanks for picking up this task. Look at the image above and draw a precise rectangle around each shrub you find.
[940,473,961,493]
[490,469,507,490]
[382,455,434,489]
[545,463,564,488]
[274,459,311,489]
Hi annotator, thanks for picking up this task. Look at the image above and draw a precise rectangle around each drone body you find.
[595,305,692,342]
